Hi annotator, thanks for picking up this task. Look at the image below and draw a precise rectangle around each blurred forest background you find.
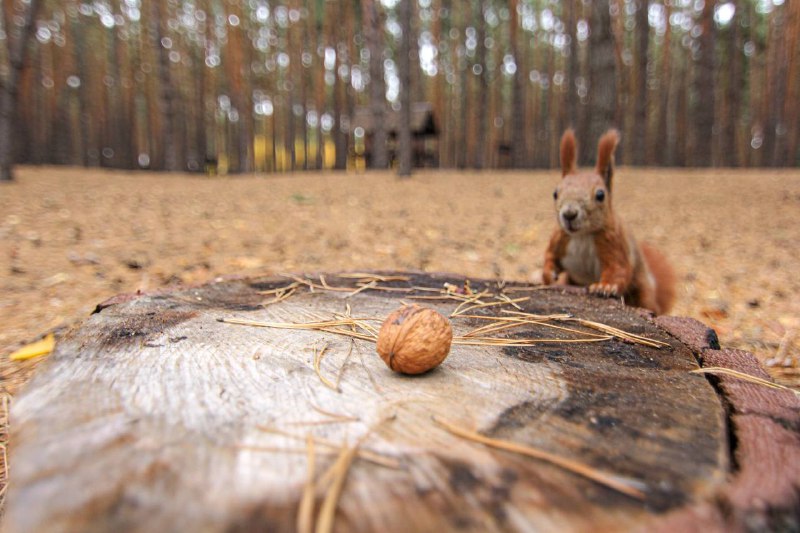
[0,0,798,179]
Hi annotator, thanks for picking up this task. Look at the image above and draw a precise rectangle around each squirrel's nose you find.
[562,209,578,222]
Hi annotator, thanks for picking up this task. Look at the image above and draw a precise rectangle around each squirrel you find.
[542,129,675,315]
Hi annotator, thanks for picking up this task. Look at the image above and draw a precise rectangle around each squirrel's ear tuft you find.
[596,129,619,189]
[560,129,577,177]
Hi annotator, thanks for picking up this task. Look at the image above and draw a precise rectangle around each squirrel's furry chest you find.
[560,234,603,285]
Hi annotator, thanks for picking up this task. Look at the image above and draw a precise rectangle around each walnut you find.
[376,304,453,375]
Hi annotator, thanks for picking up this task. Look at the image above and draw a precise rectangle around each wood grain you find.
[6,273,729,532]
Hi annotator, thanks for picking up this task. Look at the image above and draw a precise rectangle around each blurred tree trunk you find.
[632,0,649,166]
[472,0,487,169]
[344,0,357,168]
[104,19,123,168]
[363,0,388,169]
[509,0,525,168]
[71,9,94,167]
[131,14,149,169]
[116,14,136,169]
[332,1,348,170]
[674,57,688,167]
[563,0,578,131]
[611,2,627,164]
[191,0,209,172]
[149,0,178,171]
[50,16,72,164]
[721,0,742,167]
[784,1,800,166]
[538,33,553,167]
[28,33,43,164]
[443,0,457,167]
[745,0,763,167]
[691,0,716,167]
[430,0,445,168]
[0,0,42,180]
[586,0,616,165]
[286,1,298,171]
[766,4,788,167]
[547,30,561,168]
[654,0,671,165]
[314,0,326,170]
[397,0,413,177]
[228,1,253,173]
[454,2,468,168]
[296,0,308,170]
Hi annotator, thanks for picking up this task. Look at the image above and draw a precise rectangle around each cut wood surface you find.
[6,271,774,532]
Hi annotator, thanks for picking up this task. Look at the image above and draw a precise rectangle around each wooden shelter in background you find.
[352,103,439,168]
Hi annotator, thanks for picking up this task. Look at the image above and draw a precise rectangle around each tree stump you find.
[6,272,799,532]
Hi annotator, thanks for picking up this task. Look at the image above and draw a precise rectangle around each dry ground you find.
[1,165,799,509]
[2,166,799,387]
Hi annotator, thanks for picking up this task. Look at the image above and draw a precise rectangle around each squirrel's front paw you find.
[589,283,620,297]
[542,265,557,285]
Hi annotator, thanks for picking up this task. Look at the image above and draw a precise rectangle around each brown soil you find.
[1,166,799,389]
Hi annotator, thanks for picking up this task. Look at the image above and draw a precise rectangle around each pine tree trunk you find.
[563,0,578,131]
[692,0,716,167]
[674,58,688,167]
[193,8,208,172]
[473,0,487,170]
[150,0,178,171]
[783,1,800,166]
[364,0,388,169]
[397,0,413,177]
[456,4,469,169]
[0,82,16,180]
[633,0,649,166]
[509,0,526,168]
[300,2,312,171]
[767,4,788,167]
[0,0,41,181]
[586,0,616,166]
[655,0,672,165]
[611,5,627,164]
[333,1,348,171]
[722,0,742,167]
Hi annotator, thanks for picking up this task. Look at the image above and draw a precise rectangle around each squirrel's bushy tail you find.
[641,243,676,315]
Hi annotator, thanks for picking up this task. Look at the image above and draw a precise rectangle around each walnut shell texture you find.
[376,304,453,375]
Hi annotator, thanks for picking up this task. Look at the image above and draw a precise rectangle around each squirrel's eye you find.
[553,189,558,200]
[595,189,606,202]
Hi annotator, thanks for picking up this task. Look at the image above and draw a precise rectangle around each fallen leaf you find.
[9,333,55,361]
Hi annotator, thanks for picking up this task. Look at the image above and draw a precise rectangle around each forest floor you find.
[1,166,799,480]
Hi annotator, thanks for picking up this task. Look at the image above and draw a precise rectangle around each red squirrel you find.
[542,129,675,315]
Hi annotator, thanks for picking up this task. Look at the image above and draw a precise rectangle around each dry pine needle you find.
[432,416,647,500]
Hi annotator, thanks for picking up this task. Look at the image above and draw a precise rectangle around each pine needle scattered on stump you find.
[314,441,360,533]
[296,435,316,533]
[432,416,647,500]
[220,308,668,350]
[452,336,612,346]
[692,367,800,397]
[254,425,400,469]
[450,296,530,317]
[313,343,338,391]
[218,317,379,343]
